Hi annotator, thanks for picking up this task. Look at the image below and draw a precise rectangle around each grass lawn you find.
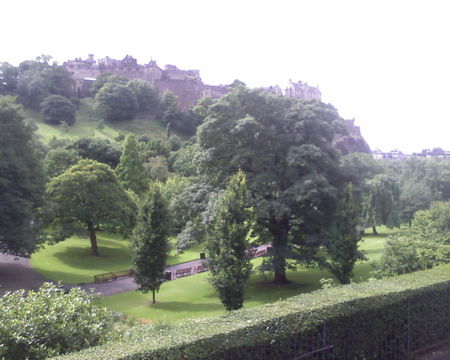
[24,98,174,145]
[30,235,204,284]
[30,225,403,321]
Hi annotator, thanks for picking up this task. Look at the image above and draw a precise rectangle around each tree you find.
[0,282,112,360]
[115,134,148,194]
[0,95,47,257]
[205,170,253,310]
[43,148,81,178]
[361,174,401,235]
[327,183,365,284]
[131,184,171,304]
[45,159,137,256]
[65,137,122,169]
[89,72,113,97]
[41,94,77,126]
[0,62,18,93]
[127,78,159,113]
[95,83,138,122]
[196,86,347,283]
[372,201,450,278]
[399,180,433,226]
[17,70,50,108]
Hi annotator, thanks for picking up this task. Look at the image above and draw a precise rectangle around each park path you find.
[0,244,269,297]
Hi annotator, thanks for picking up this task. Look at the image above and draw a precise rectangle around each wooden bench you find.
[255,249,267,257]
[195,264,208,273]
[174,267,191,278]
[94,269,133,283]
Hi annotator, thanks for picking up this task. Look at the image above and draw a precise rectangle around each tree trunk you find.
[87,221,100,256]
[152,289,156,304]
[269,219,290,284]
[372,226,378,236]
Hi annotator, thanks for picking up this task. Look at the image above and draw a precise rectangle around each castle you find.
[64,54,322,107]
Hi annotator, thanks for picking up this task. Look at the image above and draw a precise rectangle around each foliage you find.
[361,174,401,235]
[65,137,122,169]
[53,265,450,360]
[0,282,112,360]
[131,184,171,303]
[327,183,365,284]
[41,94,77,126]
[127,78,158,113]
[89,72,113,97]
[45,159,137,256]
[143,156,170,182]
[0,95,47,257]
[43,148,81,178]
[196,86,347,283]
[205,171,253,310]
[399,180,433,226]
[95,83,138,122]
[115,134,148,194]
[0,62,18,93]
[372,201,450,278]
[171,141,198,177]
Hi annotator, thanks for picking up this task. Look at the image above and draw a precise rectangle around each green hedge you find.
[54,265,450,359]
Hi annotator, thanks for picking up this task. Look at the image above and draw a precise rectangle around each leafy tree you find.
[43,148,81,178]
[45,159,137,256]
[0,282,112,360]
[65,137,122,168]
[127,78,159,112]
[95,83,138,122]
[89,72,113,97]
[41,94,77,126]
[361,174,401,235]
[143,156,170,182]
[0,95,47,257]
[229,79,247,88]
[42,64,76,98]
[115,134,148,194]
[372,201,450,278]
[158,90,184,126]
[196,86,346,283]
[399,180,433,226]
[327,183,365,284]
[131,184,171,304]
[0,62,18,93]
[205,170,253,310]
[17,70,50,108]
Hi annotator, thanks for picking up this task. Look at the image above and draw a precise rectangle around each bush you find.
[41,95,76,126]
[0,283,112,359]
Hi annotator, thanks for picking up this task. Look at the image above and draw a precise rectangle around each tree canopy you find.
[0,95,47,257]
[41,95,76,126]
[45,159,137,256]
[95,83,138,122]
[196,86,347,283]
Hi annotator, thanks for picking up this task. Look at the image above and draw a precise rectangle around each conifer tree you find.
[205,170,253,311]
[130,184,171,304]
[115,134,148,195]
[327,183,365,284]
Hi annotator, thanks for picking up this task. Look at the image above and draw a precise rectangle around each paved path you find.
[0,245,270,297]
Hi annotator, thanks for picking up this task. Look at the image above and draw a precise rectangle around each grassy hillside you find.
[24,98,171,145]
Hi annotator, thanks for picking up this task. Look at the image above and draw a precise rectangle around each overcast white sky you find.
[2,0,449,154]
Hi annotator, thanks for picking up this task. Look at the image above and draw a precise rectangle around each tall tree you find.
[41,95,76,126]
[399,180,433,226]
[127,78,158,113]
[0,95,47,257]
[45,159,136,256]
[131,184,171,304]
[0,62,18,93]
[94,83,138,122]
[115,134,148,195]
[362,174,401,235]
[327,183,365,284]
[65,137,122,169]
[205,170,253,311]
[196,86,346,283]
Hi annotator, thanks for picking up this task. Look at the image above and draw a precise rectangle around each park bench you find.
[255,249,267,257]
[94,269,133,283]
[174,267,191,278]
[195,264,208,273]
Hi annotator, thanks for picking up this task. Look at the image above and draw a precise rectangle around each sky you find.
[2,0,449,154]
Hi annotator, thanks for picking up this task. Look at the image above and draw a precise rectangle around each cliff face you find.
[333,119,371,155]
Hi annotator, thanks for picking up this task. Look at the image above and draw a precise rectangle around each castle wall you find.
[155,79,202,108]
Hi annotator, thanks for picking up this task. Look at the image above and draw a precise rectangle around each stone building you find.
[63,54,227,108]
[284,80,321,100]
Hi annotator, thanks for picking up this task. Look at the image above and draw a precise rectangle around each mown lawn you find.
[30,226,402,322]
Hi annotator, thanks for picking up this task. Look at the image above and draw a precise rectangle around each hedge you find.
[53,264,450,359]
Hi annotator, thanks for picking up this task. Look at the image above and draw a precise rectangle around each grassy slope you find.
[24,98,169,145]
